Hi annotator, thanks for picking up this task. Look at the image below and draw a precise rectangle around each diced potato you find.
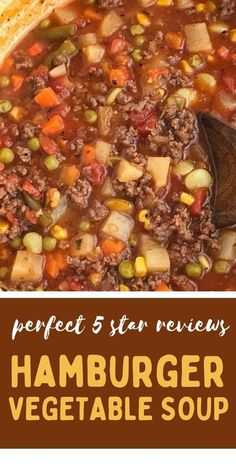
[70,233,97,258]
[117,159,143,183]
[175,0,194,9]
[147,156,170,189]
[95,140,112,164]
[138,0,156,5]
[98,106,113,136]
[195,73,216,92]
[171,87,198,107]
[49,64,67,78]
[79,33,97,48]
[100,11,123,38]
[140,235,170,273]
[53,5,79,24]
[218,231,236,260]
[184,23,212,52]
[101,177,116,198]
[102,211,134,242]
[51,195,68,223]
[11,251,45,284]
[83,44,105,64]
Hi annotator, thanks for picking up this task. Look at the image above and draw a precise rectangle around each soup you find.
[0,0,236,291]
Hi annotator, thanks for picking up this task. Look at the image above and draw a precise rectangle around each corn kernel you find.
[0,219,10,234]
[119,284,130,291]
[198,254,211,271]
[134,256,147,278]
[138,209,149,222]
[206,54,215,63]
[137,12,151,26]
[205,1,216,11]
[157,0,172,5]
[180,192,195,206]
[51,225,68,241]
[195,3,206,12]
[9,106,26,122]
[180,60,193,74]
[46,188,61,209]
[89,272,102,285]
[230,29,236,42]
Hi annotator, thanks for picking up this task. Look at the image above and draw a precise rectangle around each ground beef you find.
[28,167,49,194]
[168,67,193,88]
[113,172,155,200]
[15,146,31,163]
[164,106,197,145]
[129,273,170,291]
[143,31,164,59]
[114,125,138,152]
[66,178,92,208]
[13,50,33,70]
[67,138,84,155]
[20,122,41,139]
[98,0,124,8]
[169,242,201,268]
[217,0,235,18]
[88,200,109,222]
[171,275,197,291]
[150,199,172,244]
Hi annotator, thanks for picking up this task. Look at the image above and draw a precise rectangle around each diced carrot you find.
[42,114,65,136]
[165,32,184,50]
[81,145,96,165]
[22,180,40,198]
[45,254,59,279]
[84,7,103,21]
[155,283,172,291]
[53,251,68,270]
[34,87,60,108]
[147,67,169,84]
[217,46,230,60]
[39,133,59,154]
[28,42,45,57]
[101,238,125,256]
[110,38,130,55]
[1,57,14,73]
[109,66,130,87]
[60,165,79,185]
[11,75,24,91]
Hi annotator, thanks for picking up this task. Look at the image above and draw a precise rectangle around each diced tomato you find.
[138,114,157,136]
[130,109,152,127]
[49,102,71,119]
[28,42,45,57]
[217,46,230,60]
[25,210,38,224]
[68,281,88,291]
[222,73,236,93]
[50,75,75,93]
[110,38,131,55]
[11,75,24,91]
[6,212,16,224]
[39,134,59,155]
[22,181,40,199]
[85,162,106,186]
[190,188,207,216]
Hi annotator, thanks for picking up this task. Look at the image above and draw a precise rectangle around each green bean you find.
[22,192,41,211]
[118,260,135,279]
[39,24,77,40]
[44,39,78,68]
[22,192,53,228]
[0,147,14,164]
[0,99,12,114]
[185,262,202,279]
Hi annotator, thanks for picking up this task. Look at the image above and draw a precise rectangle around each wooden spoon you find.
[199,113,236,228]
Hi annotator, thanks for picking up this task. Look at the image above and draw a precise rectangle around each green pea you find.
[214,259,229,274]
[0,266,8,280]
[0,147,15,164]
[43,236,57,252]
[130,24,145,36]
[118,260,135,279]
[0,99,12,114]
[129,234,138,247]
[185,262,202,279]
[0,76,10,89]
[79,220,91,232]
[188,54,203,68]
[10,236,22,250]
[84,109,98,124]
[40,18,51,29]
[43,155,59,171]
[27,137,40,152]
[134,35,146,47]
[131,49,143,62]
[23,232,43,254]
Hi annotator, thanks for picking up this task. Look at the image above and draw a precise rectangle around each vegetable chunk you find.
[102,211,134,242]
[11,251,45,284]
[184,23,212,52]
[140,235,170,273]
[147,157,170,189]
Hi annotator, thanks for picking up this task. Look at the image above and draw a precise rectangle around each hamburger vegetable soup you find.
[1,0,236,291]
